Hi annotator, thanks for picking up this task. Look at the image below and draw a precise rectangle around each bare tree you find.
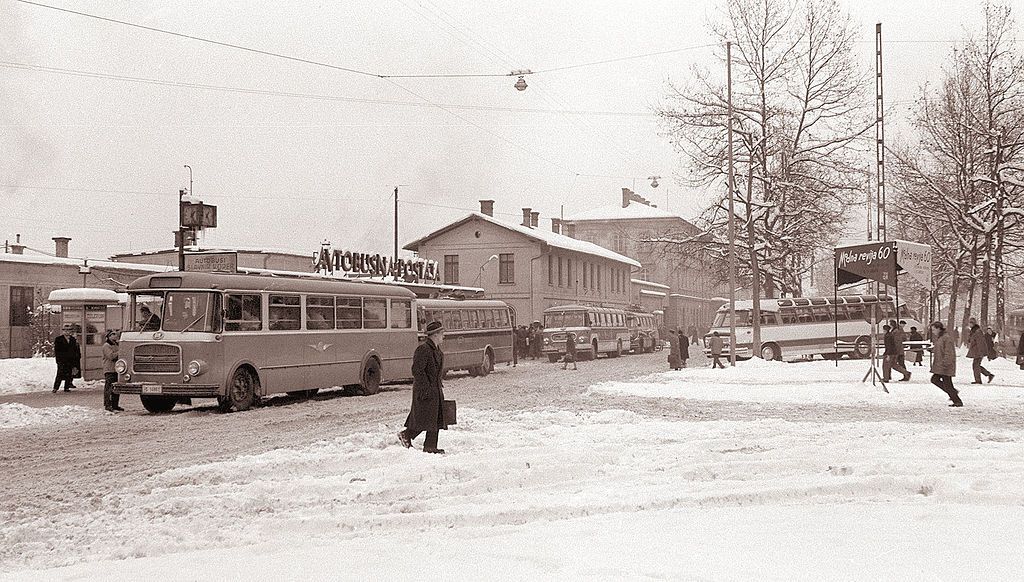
[657,0,872,300]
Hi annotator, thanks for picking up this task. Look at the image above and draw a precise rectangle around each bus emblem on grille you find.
[308,342,333,352]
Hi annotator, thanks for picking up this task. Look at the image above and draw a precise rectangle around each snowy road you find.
[2,352,1024,580]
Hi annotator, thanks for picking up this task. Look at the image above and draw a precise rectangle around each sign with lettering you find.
[312,246,438,282]
[184,252,238,273]
[835,240,931,288]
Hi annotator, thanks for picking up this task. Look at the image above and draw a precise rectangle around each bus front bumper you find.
[114,382,221,397]
[703,347,753,359]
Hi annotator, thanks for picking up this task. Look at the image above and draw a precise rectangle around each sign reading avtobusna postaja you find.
[313,247,438,282]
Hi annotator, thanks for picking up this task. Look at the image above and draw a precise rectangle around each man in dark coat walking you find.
[399,321,448,454]
[52,323,81,393]
[967,322,994,384]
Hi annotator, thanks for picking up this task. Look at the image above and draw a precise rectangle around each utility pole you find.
[727,41,737,367]
[180,165,193,272]
[394,186,399,267]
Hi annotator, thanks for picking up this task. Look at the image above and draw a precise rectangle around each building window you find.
[9,286,33,327]
[548,255,553,286]
[499,253,514,284]
[557,256,563,287]
[596,265,601,290]
[582,261,588,289]
[566,258,573,288]
[444,255,459,285]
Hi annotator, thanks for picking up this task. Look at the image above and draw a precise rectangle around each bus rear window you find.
[269,295,301,330]
[226,294,262,331]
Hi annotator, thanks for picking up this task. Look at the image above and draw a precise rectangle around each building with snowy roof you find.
[561,188,728,332]
[404,201,641,324]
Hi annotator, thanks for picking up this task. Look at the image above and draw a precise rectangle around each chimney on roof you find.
[522,208,532,227]
[53,237,71,258]
[530,211,539,228]
[622,187,633,208]
[10,233,25,255]
[551,218,561,234]
[479,200,495,217]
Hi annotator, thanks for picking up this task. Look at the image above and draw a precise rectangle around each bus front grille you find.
[133,344,181,373]
[550,333,566,343]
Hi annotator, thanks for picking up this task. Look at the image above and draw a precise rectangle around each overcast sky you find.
[1,0,991,261]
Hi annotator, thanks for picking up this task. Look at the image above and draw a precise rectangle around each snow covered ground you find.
[2,355,1023,580]
[0,358,101,396]
[0,403,97,430]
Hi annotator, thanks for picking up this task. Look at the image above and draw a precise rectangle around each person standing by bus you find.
[52,323,81,393]
[678,329,689,368]
[562,332,578,370]
[399,321,448,454]
[930,321,962,407]
[883,323,910,382]
[667,329,680,370]
[967,322,994,384]
[102,330,124,412]
[709,331,725,369]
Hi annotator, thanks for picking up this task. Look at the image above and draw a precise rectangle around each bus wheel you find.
[760,343,781,361]
[360,358,382,395]
[476,350,493,377]
[853,336,871,359]
[220,366,259,412]
[140,395,176,413]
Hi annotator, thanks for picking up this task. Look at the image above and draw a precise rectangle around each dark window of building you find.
[9,286,33,327]
[566,258,573,288]
[596,265,601,290]
[558,256,563,287]
[444,255,459,285]
[499,253,514,284]
[582,261,588,288]
[548,255,553,286]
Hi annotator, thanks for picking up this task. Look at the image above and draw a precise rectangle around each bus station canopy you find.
[834,240,931,289]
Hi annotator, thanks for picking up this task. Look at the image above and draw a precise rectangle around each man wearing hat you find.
[52,323,81,393]
[102,329,124,412]
[398,320,448,454]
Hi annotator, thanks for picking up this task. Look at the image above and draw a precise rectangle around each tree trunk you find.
[980,234,992,327]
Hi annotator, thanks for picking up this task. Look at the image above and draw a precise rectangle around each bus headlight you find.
[577,336,587,344]
[543,338,550,345]
[115,359,128,374]
[186,359,206,376]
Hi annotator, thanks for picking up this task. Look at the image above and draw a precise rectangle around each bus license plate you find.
[142,385,163,395]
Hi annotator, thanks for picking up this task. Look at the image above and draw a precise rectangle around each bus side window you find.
[336,297,363,329]
[499,309,510,327]
[441,310,453,330]
[391,299,412,329]
[486,310,496,328]
[760,312,777,326]
[363,298,388,329]
[226,294,262,331]
[306,295,335,330]
[269,295,301,330]
[467,309,479,329]
[812,306,831,322]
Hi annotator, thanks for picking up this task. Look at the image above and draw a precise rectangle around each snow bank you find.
[0,358,58,395]
[5,406,1024,578]
[0,403,96,430]
[591,357,1024,408]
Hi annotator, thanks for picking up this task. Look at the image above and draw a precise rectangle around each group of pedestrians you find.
[50,325,123,412]
[513,323,544,363]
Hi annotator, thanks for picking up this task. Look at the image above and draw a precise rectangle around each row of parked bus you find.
[112,272,661,413]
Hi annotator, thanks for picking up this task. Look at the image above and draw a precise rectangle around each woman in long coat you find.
[398,321,448,454]
[678,329,689,368]
[667,328,680,370]
[930,321,962,407]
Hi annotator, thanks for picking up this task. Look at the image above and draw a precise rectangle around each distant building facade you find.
[109,246,313,272]
[562,188,727,331]
[404,202,641,325]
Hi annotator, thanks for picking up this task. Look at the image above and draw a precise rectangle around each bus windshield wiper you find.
[181,313,206,333]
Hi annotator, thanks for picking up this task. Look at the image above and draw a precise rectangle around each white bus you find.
[541,305,632,361]
[705,294,923,362]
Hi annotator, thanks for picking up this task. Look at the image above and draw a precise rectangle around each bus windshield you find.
[162,291,222,332]
[545,311,586,328]
[712,310,751,328]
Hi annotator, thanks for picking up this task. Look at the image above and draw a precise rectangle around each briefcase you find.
[442,399,457,426]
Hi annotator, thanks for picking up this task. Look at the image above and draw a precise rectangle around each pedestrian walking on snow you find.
[678,329,689,368]
[667,329,680,370]
[967,323,995,384]
[562,332,577,370]
[908,327,924,366]
[1017,330,1024,370]
[102,330,124,411]
[929,321,962,407]
[882,323,910,382]
[709,331,725,369]
[398,321,448,454]
[52,323,81,393]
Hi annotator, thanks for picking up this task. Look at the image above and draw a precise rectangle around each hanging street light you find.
[510,69,532,91]
[648,175,661,188]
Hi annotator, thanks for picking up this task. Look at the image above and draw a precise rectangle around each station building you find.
[403,201,641,325]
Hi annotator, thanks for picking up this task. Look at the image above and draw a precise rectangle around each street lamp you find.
[474,254,499,285]
[510,69,532,91]
[648,176,661,188]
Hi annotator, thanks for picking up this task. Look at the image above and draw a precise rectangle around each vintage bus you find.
[626,311,659,353]
[541,304,632,361]
[113,272,419,413]
[416,298,514,376]
[704,294,923,362]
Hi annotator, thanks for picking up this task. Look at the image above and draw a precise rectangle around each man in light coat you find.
[930,321,962,407]
[399,321,448,454]
[102,330,124,412]
[709,331,725,369]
